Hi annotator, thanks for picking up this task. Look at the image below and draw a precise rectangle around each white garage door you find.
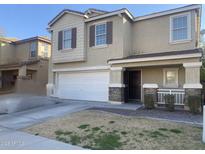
[56,71,109,101]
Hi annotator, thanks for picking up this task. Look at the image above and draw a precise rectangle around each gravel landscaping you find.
[88,107,203,125]
[23,110,205,150]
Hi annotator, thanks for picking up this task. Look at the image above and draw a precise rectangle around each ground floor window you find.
[163,68,178,88]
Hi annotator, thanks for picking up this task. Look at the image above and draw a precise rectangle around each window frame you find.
[62,28,72,50]
[169,12,191,44]
[30,42,37,58]
[163,68,179,88]
[95,22,107,46]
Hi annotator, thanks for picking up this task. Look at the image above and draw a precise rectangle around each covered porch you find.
[0,63,39,93]
[108,49,202,110]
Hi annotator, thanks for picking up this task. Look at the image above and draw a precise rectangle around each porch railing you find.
[157,89,185,105]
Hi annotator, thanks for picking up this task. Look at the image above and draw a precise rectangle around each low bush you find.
[188,96,201,114]
[164,94,175,112]
[144,94,155,109]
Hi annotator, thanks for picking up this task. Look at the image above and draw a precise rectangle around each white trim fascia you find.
[52,66,110,72]
[109,101,123,104]
[110,67,125,71]
[85,9,134,22]
[134,5,201,21]
[108,53,202,65]
[109,83,125,88]
[143,84,158,89]
[169,12,191,43]
[183,62,202,68]
[183,83,202,89]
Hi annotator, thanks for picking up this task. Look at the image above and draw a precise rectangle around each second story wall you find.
[50,13,85,63]
[15,42,32,61]
[85,15,124,65]
[131,10,197,55]
[122,16,132,57]
[0,43,16,65]
[38,41,51,58]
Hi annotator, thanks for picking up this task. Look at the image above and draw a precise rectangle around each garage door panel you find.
[56,71,109,101]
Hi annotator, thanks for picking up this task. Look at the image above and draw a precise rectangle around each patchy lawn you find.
[23,110,205,150]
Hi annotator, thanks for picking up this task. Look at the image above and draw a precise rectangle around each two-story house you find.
[0,36,51,95]
[47,5,203,109]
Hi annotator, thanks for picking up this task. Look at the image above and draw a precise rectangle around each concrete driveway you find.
[0,96,141,149]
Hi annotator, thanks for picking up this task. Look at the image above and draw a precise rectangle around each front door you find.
[128,71,141,100]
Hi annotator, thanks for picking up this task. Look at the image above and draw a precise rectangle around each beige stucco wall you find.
[50,13,86,63]
[15,42,31,61]
[141,65,185,89]
[0,43,16,64]
[122,16,132,57]
[38,41,51,58]
[131,10,197,54]
[16,60,49,95]
[50,10,199,72]
[1,40,51,63]
[50,15,126,71]
[48,9,201,99]
[140,65,185,101]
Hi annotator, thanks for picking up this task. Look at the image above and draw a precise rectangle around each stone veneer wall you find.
[184,88,202,110]
[109,87,124,102]
[144,88,157,102]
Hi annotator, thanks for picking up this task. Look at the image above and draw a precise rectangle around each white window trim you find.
[62,28,72,50]
[163,68,179,88]
[169,12,191,44]
[95,22,107,46]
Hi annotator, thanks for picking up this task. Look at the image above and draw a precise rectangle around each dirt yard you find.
[23,110,205,150]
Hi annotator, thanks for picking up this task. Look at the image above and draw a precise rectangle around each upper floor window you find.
[63,29,72,49]
[170,13,191,43]
[95,23,107,46]
[30,42,37,57]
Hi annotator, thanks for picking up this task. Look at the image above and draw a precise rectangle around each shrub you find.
[188,95,201,114]
[144,94,155,109]
[164,94,175,112]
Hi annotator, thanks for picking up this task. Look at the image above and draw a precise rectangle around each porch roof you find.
[108,48,202,65]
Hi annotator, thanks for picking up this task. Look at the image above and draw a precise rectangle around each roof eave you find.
[48,10,87,27]
[84,9,134,22]
[134,4,202,22]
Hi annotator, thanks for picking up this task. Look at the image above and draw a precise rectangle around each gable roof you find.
[134,4,201,21]
[0,37,18,43]
[48,4,201,27]
[48,9,87,27]
[85,8,109,14]
[13,36,51,45]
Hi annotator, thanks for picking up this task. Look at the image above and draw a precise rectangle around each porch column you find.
[18,65,27,78]
[183,62,202,109]
[109,67,125,104]
[0,71,2,88]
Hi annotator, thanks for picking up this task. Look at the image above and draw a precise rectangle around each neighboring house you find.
[47,5,203,109]
[200,29,205,53]
[0,36,51,95]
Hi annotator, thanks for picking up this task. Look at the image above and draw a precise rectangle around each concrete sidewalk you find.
[0,126,83,150]
[0,97,141,149]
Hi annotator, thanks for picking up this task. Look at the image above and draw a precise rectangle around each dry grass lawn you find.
[23,110,205,150]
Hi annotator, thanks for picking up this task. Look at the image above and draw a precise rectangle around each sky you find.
[0,4,204,39]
